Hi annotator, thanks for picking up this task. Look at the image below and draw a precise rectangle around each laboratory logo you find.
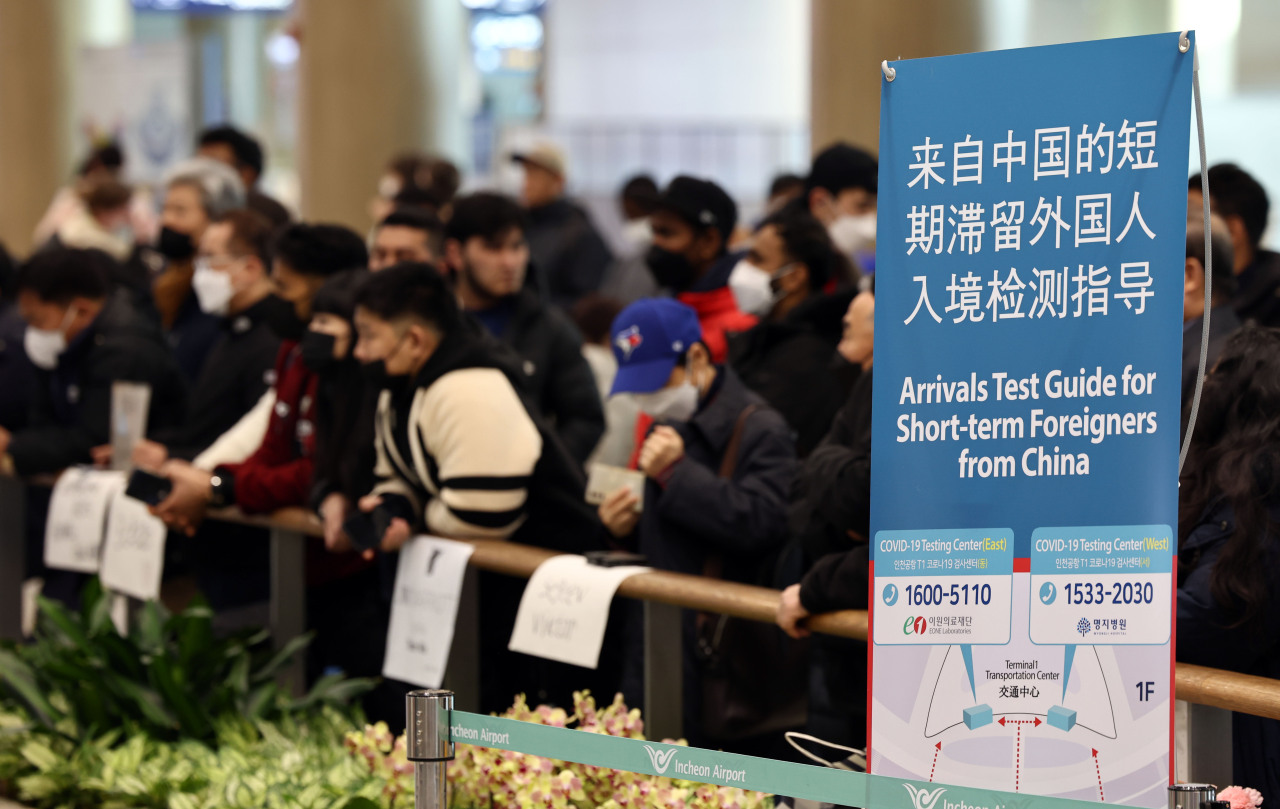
[1077,617,1092,637]
[903,616,928,635]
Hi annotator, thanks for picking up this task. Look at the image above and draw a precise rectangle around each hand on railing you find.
[153,461,214,536]
[319,491,353,553]
[776,584,811,639]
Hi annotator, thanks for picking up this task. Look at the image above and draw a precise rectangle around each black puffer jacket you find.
[9,288,187,474]
[728,290,857,457]
[498,288,605,466]
[526,197,613,309]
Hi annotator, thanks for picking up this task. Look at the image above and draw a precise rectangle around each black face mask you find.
[646,245,697,291]
[299,330,338,372]
[360,359,410,390]
[156,226,196,261]
[264,295,307,342]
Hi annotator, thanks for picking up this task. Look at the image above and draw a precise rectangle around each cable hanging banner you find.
[869,32,1194,807]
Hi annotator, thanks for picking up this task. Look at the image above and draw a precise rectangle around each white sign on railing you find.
[43,468,127,574]
[100,489,167,601]
[383,536,476,689]
[508,554,649,669]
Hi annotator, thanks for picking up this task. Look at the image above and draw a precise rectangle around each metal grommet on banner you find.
[882,60,896,82]
[1179,30,1190,53]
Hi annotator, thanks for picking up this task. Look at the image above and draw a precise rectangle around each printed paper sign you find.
[100,489,168,601]
[869,33,1192,807]
[508,554,649,669]
[383,536,475,689]
[110,381,151,472]
[44,469,127,573]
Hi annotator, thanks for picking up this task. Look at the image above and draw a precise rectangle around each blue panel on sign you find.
[1047,705,1078,731]
[963,704,993,729]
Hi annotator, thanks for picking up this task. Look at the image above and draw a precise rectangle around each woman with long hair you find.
[1178,325,1280,796]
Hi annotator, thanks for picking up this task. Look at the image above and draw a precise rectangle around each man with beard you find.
[444,192,604,465]
[645,176,757,362]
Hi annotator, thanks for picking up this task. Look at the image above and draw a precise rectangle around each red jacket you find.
[677,286,758,363]
[220,342,318,515]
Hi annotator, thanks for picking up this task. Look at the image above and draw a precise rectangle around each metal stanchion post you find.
[269,526,306,695]
[407,689,455,809]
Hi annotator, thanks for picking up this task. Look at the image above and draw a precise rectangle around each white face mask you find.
[621,218,652,250]
[828,212,877,258]
[729,259,775,317]
[192,259,236,316]
[633,379,699,423]
[24,307,76,370]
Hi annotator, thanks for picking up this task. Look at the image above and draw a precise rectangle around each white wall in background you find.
[543,0,809,126]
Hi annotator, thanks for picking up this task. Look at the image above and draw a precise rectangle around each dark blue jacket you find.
[637,367,796,582]
[1178,499,1280,798]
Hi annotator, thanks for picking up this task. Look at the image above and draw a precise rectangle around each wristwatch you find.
[209,469,237,509]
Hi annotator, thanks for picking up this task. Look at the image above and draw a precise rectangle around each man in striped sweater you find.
[351,263,542,547]
[351,263,614,711]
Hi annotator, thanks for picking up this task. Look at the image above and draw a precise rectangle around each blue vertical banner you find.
[870,33,1193,808]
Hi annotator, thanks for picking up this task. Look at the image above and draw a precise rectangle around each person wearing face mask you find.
[600,298,796,750]
[443,192,605,466]
[0,248,187,606]
[645,176,757,363]
[303,270,377,555]
[728,208,858,457]
[151,223,368,543]
[599,174,661,305]
[151,158,246,384]
[775,288,876,757]
[0,248,186,478]
[803,142,878,280]
[111,209,281,470]
[350,263,611,711]
[292,269,411,724]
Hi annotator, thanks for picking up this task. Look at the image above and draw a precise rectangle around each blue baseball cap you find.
[609,298,704,395]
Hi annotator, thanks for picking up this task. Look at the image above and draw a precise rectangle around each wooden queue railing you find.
[209,505,1280,723]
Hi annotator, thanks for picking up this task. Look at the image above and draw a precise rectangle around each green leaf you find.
[339,798,382,809]
[108,675,179,733]
[35,596,92,650]
[149,656,212,740]
[16,773,65,801]
[134,600,169,654]
[0,649,60,727]
[252,633,315,684]
[292,675,378,711]
[19,739,62,772]
[86,585,117,637]
[244,682,279,721]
